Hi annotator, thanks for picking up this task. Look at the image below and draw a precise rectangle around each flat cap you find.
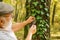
[0,2,14,15]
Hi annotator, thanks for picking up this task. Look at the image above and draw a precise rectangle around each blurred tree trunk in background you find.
[50,0,60,40]
[50,0,58,26]
[50,0,58,33]
[0,0,3,2]
[50,0,58,25]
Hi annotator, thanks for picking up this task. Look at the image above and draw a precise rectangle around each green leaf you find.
[38,31,44,35]
[41,0,44,2]
[31,13,36,16]
[41,11,44,15]
[46,13,49,16]
[28,0,31,2]
[36,16,42,20]
[36,10,41,14]
[39,35,44,38]
[39,5,43,8]
[33,1,38,6]
[31,9,35,12]
[31,6,34,8]
[27,5,30,8]
[44,8,48,12]
[38,24,41,27]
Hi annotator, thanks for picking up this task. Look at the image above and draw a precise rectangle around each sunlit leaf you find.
[32,1,38,6]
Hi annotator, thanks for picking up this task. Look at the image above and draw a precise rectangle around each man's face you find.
[0,13,12,28]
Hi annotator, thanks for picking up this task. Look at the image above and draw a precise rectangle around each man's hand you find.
[26,25,36,40]
[26,16,35,24]
[29,25,36,35]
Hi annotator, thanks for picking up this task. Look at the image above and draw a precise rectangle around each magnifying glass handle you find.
[30,20,36,27]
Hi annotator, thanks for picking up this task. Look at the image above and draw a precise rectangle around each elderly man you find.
[0,2,36,40]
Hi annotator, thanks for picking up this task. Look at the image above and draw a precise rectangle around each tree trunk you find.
[24,0,50,40]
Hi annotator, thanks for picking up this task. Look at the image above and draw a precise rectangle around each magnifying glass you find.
[30,20,36,27]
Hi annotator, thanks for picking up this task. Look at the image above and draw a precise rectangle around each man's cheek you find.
[6,17,12,22]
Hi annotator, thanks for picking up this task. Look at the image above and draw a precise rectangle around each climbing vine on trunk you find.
[24,0,50,40]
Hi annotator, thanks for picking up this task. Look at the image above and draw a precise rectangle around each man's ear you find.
[0,21,4,28]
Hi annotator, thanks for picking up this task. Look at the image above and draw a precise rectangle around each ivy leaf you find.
[31,10,34,12]
[39,31,44,35]
[41,11,44,15]
[31,9,35,12]
[39,5,43,8]
[46,13,49,16]
[32,35,36,39]
[28,0,31,2]
[36,10,41,14]
[31,13,36,16]
[33,1,38,6]
[38,24,42,27]
[31,6,34,8]
[36,16,42,20]
[27,5,30,8]
[41,0,44,2]
[39,35,44,38]
[44,8,48,12]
